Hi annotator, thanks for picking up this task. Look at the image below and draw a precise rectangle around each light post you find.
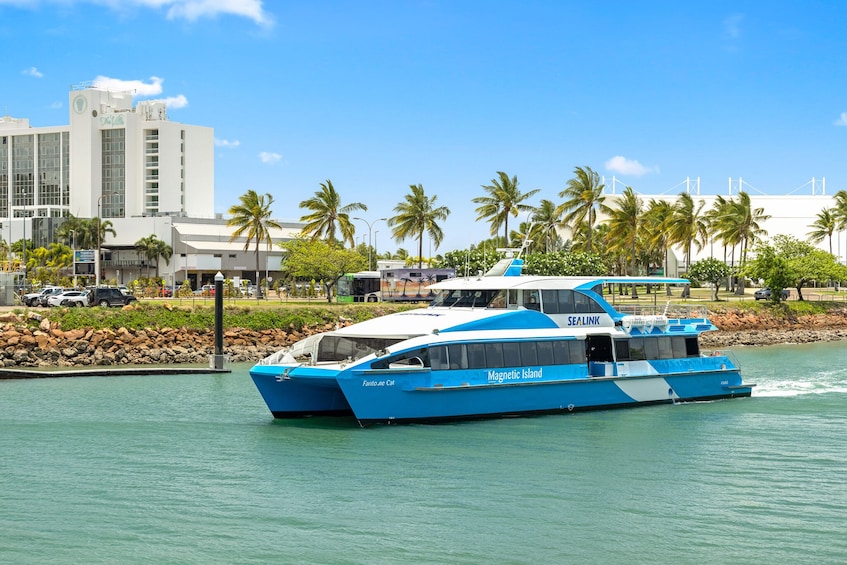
[354,217,386,271]
[373,230,379,267]
[70,229,77,287]
[95,195,104,288]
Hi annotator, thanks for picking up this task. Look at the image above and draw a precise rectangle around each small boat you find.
[250,254,753,425]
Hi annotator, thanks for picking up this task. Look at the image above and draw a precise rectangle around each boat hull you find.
[250,365,352,418]
[336,369,750,425]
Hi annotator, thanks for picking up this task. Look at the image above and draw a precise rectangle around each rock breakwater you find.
[1,307,846,368]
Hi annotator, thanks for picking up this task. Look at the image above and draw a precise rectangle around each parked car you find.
[87,287,139,307]
[21,286,62,307]
[47,290,89,308]
[39,287,70,307]
[754,287,789,301]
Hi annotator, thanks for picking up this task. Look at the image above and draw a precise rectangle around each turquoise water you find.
[2,341,847,564]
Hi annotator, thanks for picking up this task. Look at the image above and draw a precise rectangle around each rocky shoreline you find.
[0,308,845,368]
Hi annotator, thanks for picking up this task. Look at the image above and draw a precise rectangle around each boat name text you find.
[567,315,601,326]
[362,379,395,387]
[487,368,543,384]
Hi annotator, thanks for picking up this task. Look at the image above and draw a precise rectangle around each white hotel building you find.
[0,85,301,301]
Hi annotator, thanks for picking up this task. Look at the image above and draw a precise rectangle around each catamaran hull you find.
[250,365,353,418]
[336,370,750,425]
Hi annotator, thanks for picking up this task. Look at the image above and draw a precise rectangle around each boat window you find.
[485,343,506,368]
[502,341,521,364]
[519,341,538,366]
[523,290,540,311]
[536,341,554,365]
[466,343,487,369]
[508,289,519,306]
[629,338,646,360]
[643,338,659,360]
[615,339,631,361]
[671,336,687,358]
[317,336,402,362]
[541,290,559,314]
[657,338,673,359]
[552,341,571,364]
[371,347,430,369]
[574,292,605,314]
[430,346,448,370]
[431,289,500,308]
[558,290,575,313]
[447,344,467,369]
[570,342,586,364]
[489,290,508,309]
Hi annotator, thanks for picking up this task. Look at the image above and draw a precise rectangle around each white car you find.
[47,290,89,307]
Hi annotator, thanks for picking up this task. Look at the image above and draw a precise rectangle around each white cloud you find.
[164,0,273,26]
[49,101,63,109]
[215,138,240,148]
[604,156,655,176]
[723,13,743,39]
[1,0,273,26]
[835,113,847,126]
[22,66,43,78]
[92,75,164,96]
[259,151,281,164]
[157,94,188,109]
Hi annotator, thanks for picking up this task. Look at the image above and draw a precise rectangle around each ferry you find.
[250,255,753,425]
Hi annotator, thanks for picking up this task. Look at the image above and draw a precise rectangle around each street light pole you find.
[96,195,104,288]
[70,229,77,287]
[353,217,387,270]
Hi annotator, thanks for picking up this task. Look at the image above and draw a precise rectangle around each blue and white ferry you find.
[250,256,753,425]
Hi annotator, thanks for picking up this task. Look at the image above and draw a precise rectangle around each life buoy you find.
[712,350,722,357]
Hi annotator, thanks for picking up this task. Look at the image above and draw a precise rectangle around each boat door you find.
[586,335,615,377]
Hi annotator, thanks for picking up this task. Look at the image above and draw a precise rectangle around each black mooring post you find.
[214,271,224,369]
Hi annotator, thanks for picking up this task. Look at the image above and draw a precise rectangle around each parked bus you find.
[337,267,455,303]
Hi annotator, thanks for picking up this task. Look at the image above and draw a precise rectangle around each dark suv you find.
[87,287,138,307]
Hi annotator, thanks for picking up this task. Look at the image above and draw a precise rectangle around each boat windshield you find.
[430,288,501,308]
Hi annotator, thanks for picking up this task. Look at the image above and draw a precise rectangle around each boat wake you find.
[753,369,847,398]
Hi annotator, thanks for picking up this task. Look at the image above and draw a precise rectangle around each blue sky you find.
[2,0,847,255]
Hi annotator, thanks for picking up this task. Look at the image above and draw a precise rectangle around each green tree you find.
[557,166,608,253]
[281,238,367,302]
[754,234,847,301]
[299,180,367,248]
[228,190,282,300]
[524,250,609,276]
[807,207,838,255]
[744,244,794,303]
[388,184,450,269]
[530,199,562,253]
[667,192,708,271]
[687,258,731,301]
[643,199,675,292]
[605,186,644,296]
[134,234,173,280]
[473,172,539,246]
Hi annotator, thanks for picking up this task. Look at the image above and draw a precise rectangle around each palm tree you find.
[827,189,847,262]
[228,190,282,300]
[605,187,644,297]
[727,191,770,294]
[299,180,367,247]
[135,234,173,279]
[643,199,674,279]
[531,199,562,253]
[388,184,450,269]
[557,166,608,253]
[807,207,837,255]
[666,192,708,271]
[472,172,539,246]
